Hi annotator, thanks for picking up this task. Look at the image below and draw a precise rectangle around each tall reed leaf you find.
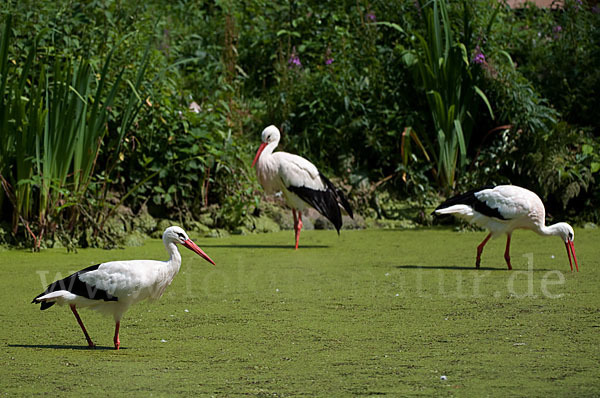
[402,0,495,191]
[0,22,148,248]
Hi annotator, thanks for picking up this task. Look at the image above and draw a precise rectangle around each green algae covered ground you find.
[1,228,599,396]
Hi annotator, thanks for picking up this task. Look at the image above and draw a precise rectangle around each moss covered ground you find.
[1,228,599,396]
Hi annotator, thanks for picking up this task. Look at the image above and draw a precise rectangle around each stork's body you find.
[252,125,353,249]
[433,185,578,271]
[32,226,215,349]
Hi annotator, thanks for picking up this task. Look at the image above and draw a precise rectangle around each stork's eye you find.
[177,232,186,241]
[568,232,573,240]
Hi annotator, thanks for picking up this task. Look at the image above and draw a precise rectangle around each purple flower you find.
[367,12,376,22]
[325,58,334,65]
[552,25,562,39]
[288,46,302,68]
[472,45,486,65]
[289,56,302,67]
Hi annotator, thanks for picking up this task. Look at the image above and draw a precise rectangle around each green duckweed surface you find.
[1,228,599,396]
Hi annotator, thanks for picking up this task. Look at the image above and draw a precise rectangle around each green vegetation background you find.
[0,0,599,249]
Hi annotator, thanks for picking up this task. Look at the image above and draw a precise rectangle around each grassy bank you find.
[1,228,599,396]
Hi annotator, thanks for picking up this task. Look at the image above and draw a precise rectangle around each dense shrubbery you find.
[0,0,598,248]
[465,0,600,220]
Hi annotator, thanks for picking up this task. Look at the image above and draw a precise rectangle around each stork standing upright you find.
[433,185,579,271]
[252,125,353,249]
[32,226,215,349]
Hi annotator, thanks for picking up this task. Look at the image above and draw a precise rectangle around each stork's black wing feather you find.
[32,264,118,310]
[287,173,352,233]
[321,174,354,219]
[433,185,508,220]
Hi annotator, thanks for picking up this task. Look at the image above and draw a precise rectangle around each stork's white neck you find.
[164,241,182,271]
[255,140,281,194]
[537,223,564,238]
[260,140,279,161]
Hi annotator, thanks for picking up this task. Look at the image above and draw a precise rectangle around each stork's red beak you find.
[252,142,268,168]
[183,239,216,265]
[565,240,578,272]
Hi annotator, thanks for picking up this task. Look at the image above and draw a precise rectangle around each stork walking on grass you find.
[433,185,578,271]
[32,226,215,349]
[252,125,353,249]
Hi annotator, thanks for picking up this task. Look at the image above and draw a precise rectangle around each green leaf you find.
[374,21,406,35]
[457,43,469,66]
[497,50,515,69]
[454,120,467,166]
[276,29,300,38]
[401,51,418,67]
[474,85,495,120]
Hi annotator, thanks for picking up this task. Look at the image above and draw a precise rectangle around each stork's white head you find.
[162,226,215,265]
[551,222,578,271]
[261,125,281,145]
[252,125,281,168]
[163,226,189,245]
[552,222,575,243]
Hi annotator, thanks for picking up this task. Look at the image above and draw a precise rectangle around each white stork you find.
[433,185,578,271]
[252,125,353,249]
[32,226,215,349]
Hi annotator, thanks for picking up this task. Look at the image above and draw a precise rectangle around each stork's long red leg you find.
[292,209,298,229]
[504,233,513,270]
[70,304,96,348]
[476,233,492,268]
[292,210,298,249]
[295,211,303,250]
[114,321,120,350]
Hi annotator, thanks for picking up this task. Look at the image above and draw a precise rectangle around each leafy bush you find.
[462,0,600,220]
[496,0,600,131]
[233,1,432,199]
